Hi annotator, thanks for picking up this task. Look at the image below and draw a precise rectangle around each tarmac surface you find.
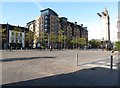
[0,49,119,86]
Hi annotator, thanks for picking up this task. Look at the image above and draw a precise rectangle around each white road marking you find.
[83,64,117,69]
[98,62,105,64]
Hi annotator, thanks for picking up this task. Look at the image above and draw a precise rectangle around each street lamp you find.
[6,23,9,51]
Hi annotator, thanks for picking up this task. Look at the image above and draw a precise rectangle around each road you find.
[1,49,119,86]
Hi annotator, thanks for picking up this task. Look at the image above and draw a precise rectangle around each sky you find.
[1,1,119,42]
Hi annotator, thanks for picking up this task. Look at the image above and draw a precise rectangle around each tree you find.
[78,38,87,49]
[89,39,101,49]
[25,30,35,49]
[70,37,77,49]
[0,28,6,39]
[115,41,120,51]
[49,32,57,49]
[58,30,65,49]
[0,28,6,49]
[37,32,44,43]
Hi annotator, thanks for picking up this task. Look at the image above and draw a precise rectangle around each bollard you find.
[110,55,113,70]
[110,50,114,70]
[76,53,78,66]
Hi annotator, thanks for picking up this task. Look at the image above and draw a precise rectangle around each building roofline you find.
[26,20,35,25]
[40,8,58,16]
[0,24,28,30]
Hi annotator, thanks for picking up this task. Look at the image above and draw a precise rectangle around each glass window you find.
[45,29,47,32]
[20,33,22,36]
[16,32,18,37]
[16,38,18,43]
[12,32,14,36]
[11,38,14,43]
[20,38,22,43]
[45,16,48,19]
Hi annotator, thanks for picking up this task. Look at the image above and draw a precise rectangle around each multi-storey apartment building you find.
[40,8,60,48]
[27,8,88,49]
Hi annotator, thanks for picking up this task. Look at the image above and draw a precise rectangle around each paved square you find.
[1,49,119,86]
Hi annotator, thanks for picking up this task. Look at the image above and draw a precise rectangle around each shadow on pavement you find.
[1,56,57,62]
[2,67,118,86]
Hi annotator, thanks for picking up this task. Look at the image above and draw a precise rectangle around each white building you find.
[101,8,110,42]
[9,30,25,48]
[26,16,41,48]
[117,1,120,41]
[34,16,40,48]
[0,24,28,49]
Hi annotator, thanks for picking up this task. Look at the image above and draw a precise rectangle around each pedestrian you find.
[37,43,40,50]
[9,44,12,51]
[101,44,104,51]
[5,43,7,51]
[50,45,52,51]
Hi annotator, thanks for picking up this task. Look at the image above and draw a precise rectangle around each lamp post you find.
[6,23,9,51]
[24,27,25,50]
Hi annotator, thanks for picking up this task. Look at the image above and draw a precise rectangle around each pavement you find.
[0,49,119,86]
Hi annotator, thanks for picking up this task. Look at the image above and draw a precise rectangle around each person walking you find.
[37,43,41,51]
[50,45,52,51]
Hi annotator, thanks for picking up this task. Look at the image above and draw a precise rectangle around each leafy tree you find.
[89,39,101,49]
[25,30,35,49]
[49,32,57,49]
[49,32,57,43]
[78,38,87,49]
[0,28,6,38]
[37,32,44,43]
[0,28,6,49]
[70,37,77,49]
[58,30,65,49]
[115,41,120,51]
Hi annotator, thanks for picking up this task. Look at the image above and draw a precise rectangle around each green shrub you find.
[115,41,120,51]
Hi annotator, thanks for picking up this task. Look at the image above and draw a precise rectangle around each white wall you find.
[101,16,110,41]
[9,30,25,47]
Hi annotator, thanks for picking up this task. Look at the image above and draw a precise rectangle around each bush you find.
[41,45,46,49]
[115,41,120,51]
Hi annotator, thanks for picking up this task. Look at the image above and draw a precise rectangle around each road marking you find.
[98,62,105,64]
[83,64,118,69]
[78,57,110,66]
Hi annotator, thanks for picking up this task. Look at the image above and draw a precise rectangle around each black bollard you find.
[110,55,113,70]
[110,50,114,70]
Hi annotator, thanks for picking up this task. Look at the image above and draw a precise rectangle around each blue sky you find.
[1,2,118,41]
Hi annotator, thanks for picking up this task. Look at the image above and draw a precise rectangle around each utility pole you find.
[6,23,9,51]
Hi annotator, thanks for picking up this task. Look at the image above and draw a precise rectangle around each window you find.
[20,33,22,36]
[16,32,18,37]
[12,32,14,36]
[45,29,47,32]
[51,17,52,19]
[11,38,14,43]
[16,38,18,43]
[20,38,22,43]
[45,16,48,19]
